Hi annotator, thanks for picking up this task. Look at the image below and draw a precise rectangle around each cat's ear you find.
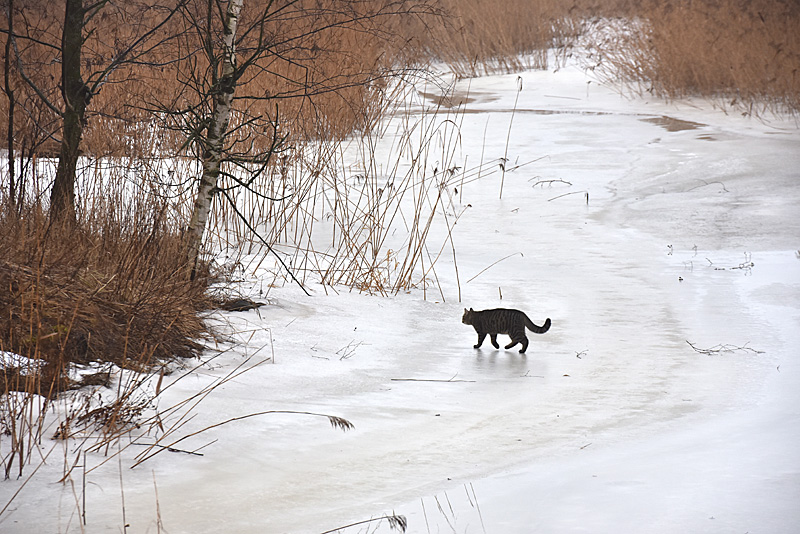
[469,308,474,311]
[463,308,468,313]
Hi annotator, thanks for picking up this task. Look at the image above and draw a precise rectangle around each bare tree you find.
[2,0,186,221]
[160,0,436,282]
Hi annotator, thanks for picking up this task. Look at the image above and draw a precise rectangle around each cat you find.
[462,308,551,353]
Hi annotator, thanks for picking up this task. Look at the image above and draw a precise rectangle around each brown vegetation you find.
[0,198,211,397]
[577,0,800,114]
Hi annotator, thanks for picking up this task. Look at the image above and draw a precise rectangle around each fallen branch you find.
[530,178,572,188]
[706,252,754,273]
[391,378,475,383]
[687,180,729,193]
[686,340,764,355]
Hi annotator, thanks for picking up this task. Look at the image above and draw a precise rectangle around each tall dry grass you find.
[425,0,799,113]
[576,0,800,114]
[0,199,210,387]
[0,176,211,477]
[430,0,567,77]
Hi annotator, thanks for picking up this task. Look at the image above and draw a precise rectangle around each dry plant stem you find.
[548,190,589,202]
[153,471,163,534]
[218,188,310,296]
[0,442,57,516]
[435,493,457,532]
[131,410,353,469]
[320,514,408,534]
[466,252,523,284]
[687,180,729,193]
[118,443,128,533]
[469,482,487,534]
[115,350,268,463]
[499,76,523,199]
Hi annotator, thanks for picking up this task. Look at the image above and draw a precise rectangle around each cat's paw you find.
[473,344,481,349]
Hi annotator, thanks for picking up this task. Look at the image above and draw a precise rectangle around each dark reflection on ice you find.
[640,115,706,132]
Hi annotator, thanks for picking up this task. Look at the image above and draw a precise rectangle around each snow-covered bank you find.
[2,62,798,533]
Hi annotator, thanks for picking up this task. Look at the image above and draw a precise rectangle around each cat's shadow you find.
[473,348,530,372]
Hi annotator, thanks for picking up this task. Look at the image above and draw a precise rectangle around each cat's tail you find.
[525,316,551,334]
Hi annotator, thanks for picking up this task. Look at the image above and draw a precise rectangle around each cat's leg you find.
[519,336,529,353]
[474,332,486,348]
[504,339,518,350]
[490,333,500,349]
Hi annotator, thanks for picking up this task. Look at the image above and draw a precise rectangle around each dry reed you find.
[569,0,800,114]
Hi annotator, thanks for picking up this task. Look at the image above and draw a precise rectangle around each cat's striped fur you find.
[462,308,551,353]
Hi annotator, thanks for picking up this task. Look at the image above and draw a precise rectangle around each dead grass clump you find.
[0,202,211,398]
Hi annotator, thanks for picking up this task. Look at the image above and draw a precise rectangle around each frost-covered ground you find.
[2,61,800,533]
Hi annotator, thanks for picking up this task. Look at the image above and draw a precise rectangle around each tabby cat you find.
[462,308,551,353]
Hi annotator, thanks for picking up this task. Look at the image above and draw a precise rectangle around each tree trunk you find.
[185,0,243,276]
[50,0,90,222]
[3,0,15,209]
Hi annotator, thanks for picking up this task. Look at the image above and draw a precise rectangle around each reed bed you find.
[574,0,800,115]
[199,75,470,297]
[0,169,211,478]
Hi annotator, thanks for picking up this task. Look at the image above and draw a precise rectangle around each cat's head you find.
[461,308,475,324]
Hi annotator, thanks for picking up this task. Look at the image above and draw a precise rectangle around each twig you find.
[499,76,523,199]
[530,178,572,188]
[548,190,589,203]
[391,378,476,383]
[131,442,206,456]
[219,188,310,296]
[687,180,729,193]
[0,443,58,516]
[336,339,364,360]
[520,370,544,378]
[469,482,487,534]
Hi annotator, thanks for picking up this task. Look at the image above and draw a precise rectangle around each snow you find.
[2,61,800,533]
[0,352,44,373]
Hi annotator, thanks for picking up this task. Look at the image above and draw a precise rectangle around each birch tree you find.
[184,0,242,275]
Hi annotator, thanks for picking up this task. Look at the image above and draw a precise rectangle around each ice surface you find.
[1,62,798,533]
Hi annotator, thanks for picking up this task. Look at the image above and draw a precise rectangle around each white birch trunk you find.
[186,0,244,274]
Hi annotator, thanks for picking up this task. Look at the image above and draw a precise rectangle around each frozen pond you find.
[2,63,799,533]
